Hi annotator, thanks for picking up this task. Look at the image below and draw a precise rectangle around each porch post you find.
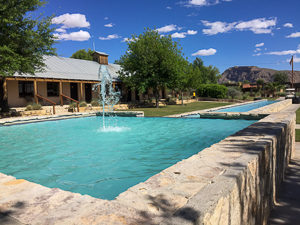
[59,81,63,106]
[1,78,9,112]
[80,82,83,101]
[34,80,38,104]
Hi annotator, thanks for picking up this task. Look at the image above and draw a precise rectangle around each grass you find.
[296,129,300,142]
[297,108,300,124]
[117,101,232,117]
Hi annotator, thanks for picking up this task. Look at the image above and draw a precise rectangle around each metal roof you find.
[13,56,120,81]
[93,51,109,56]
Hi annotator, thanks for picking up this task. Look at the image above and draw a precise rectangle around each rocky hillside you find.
[219,66,300,84]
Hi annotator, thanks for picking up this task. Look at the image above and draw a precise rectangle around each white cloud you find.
[52,13,90,29]
[294,57,300,63]
[122,37,137,42]
[171,32,187,38]
[192,48,217,56]
[166,6,172,10]
[185,0,231,7]
[54,30,91,41]
[187,30,198,35]
[253,53,262,56]
[55,28,66,33]
[171,30,197,38]
[267,49,300,56]
[104,23,114,28]
[104,17,109,20]
[284,23,293,28]
[202,18,277,35]
[235,18,276,34]
[255,42,264,47]
[201,20,236,35]
[286,32,300,38]
[189,0,207,6]
[156,24,178,33]
[99,34,121,40]
[255,48,261,52]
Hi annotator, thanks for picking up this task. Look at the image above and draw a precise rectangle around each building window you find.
[18,81,34,97]
[47,82,59,97]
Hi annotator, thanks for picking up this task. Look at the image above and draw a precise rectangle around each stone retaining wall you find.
[0,109,295,225]
[249,99,292,114]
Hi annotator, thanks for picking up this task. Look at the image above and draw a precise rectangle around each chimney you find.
[92,51,109,65]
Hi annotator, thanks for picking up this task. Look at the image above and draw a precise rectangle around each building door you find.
[85,83,92,103]
[70,83,78,100]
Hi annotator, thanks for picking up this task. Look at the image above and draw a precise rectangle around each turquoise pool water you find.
[0,117,255,200]
[214,100,277,112]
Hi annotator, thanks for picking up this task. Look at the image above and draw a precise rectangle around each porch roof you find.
[13,56,121,82]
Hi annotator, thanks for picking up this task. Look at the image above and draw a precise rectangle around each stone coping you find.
[249,99,292,114]
[0,104,297,224]
[169,99,290,120]
[0,111,144,126]
[166,99,267,118]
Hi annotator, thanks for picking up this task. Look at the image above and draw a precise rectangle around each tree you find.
[118,28,185,108]
[273,72,288,85]
[0,0,56,112]
[174,59,193,105]
[192,57,220,84]
[70,49,94,61]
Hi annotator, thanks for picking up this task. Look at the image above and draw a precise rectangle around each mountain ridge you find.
[219,66,300,84]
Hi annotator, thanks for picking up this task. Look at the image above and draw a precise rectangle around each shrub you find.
[227,87,242,99]
[242,93,250,100]
[196,84,227,99]
[32,103,42,110]
[25,104,33,111]
[68,102,77,110]
[25,103,42,111]
[79,101,87,107]
[91,99,100,107]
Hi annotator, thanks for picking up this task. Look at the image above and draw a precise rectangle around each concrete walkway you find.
[268,142,300,224]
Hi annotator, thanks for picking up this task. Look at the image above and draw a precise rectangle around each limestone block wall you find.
[115,111,295,225]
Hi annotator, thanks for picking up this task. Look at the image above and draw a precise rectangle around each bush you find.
[25,103,42,111]
[227,87,242,99]
[91,99,100,107]
[68,102,77,110]
[32,103,42,110]
[79,101,87,107]
[242,93,250,100]
[25,104,33,111]
[196,84,227,99]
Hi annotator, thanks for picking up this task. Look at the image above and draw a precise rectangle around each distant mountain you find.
[219,66,300,84]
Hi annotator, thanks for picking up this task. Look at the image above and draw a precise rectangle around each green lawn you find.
[297,108,300,124]
[117,101,232,117]
[296,129,300,142]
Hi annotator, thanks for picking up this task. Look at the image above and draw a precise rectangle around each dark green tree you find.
[192,57,220,84]
[0,0,56,112]
[118,28,185,108]
[273,72,288,85]
[70,49,94,61]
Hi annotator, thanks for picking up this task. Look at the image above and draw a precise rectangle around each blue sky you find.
[38,0,300,72]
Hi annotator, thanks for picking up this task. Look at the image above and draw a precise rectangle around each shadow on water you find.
[135,194,200,225]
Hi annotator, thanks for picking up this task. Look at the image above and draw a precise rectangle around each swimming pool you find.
[214,100,277,112]
[0,117,255,200]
